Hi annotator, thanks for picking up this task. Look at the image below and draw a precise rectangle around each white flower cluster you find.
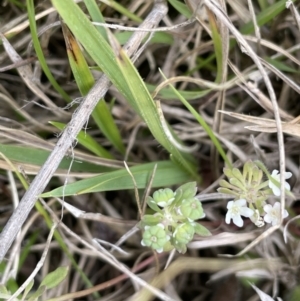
[225,169,291,228]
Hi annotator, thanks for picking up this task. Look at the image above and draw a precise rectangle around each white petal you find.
[274,202,289,218]
[235,199,247,206]
[264,204,273,213]
[232,215,243,227]
[272,186,280,196]
[227,200,234,209]
[284,172,292,179]
[225,211,232,224]
[271,218,279,226]
[284,182,291,191]
[239,207,254,217]
[264,214,273,224]
[273,202,281,210]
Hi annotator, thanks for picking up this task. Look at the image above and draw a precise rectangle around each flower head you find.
[225,199,254,227]
[151,188,176,207]
[268,170,292,197]
[141,224,170,253]
[263,202,289,226]
[173,222,195,245]
[178,198,205,221]
[217,161,270,204]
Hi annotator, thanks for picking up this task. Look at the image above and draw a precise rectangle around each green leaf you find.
[41,161,192,198]
[264,57,299,73]
[146,196,162,213]
[159,72,232,168]
[208,10,223,83]
[241,0,298,35]
[102,0,142,22]
[115,32,173,46]
[84,0,108,41]
[194,223,211,236]
[146,84,209,101]
[22,280,34,300]
[51,0,198,179]
[169,0,192,18]
[27,286,46,301]
[19,231,39,269]
[0,143,114,173]
[0,284,8,295]
[39,266,69,289]
[140,214,164,227]
[175,182,197,200]
[26,0,71,102]
[61,24,125,154]
[0,292,12,299]
[116,49,198,178]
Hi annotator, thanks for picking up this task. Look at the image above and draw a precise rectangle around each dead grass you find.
[0,0,300,300]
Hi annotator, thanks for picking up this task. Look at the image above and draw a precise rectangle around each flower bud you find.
[152,188,175,207]
[173,222,195,245]
[179,198,205,221]
[141,224,170,253]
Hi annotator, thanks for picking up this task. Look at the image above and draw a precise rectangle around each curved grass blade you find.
[52,0,198,178]
[116,49,198,178]
[147,84,209,100]
[159,71,232,168]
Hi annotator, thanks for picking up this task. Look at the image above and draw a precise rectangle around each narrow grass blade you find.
[147,84,209,100]
[84,0,108,41]
[40,161,192,198]
[61,24,125,154]
[160,72,232,168]
[169,0,192,18]
[241,0,298,34]
[264,57,299,73]
[100,0,142,22]
[116,49,198,178]
[114,31,173,46]
[208,10,223,83]
[0,144,114,173]
[50,121,114,159]
[52,0,197,178]
[26,0,71,102]
[188,0,298,77]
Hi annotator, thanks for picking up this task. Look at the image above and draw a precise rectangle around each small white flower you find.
[263,202,289,226]
[249,209,265,227]
[268,169,292,197]
[225,199,254,227]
